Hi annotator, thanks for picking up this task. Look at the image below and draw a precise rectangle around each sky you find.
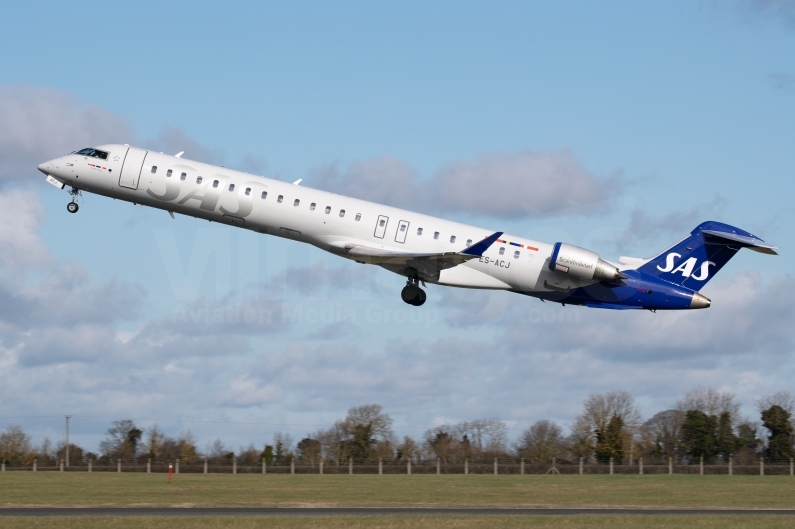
[0,0,794,454]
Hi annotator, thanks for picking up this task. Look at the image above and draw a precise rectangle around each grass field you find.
[1,473,794,509]
[2,515,795,529]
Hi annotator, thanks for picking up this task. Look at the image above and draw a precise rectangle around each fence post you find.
[379,458,383,475]
[760,457,764,476]
[60,459,64,472]
[348,458,353,475]
[407,460,411,475]
[729,456,733,476]
[319,460,323,475]
[609,457,614,475]
[699,456,703,475]
[464,459,468,475]
[579,457,583,475]
[233,457,237,475]
[436,458,440,475]
[261,459,265,475]
[204,459,208,475]
[176,458,180,475]
[117,460,121,473]
[33,459,37,472]
[291,459,295,475]
[2,460,5,472]
[791,458,793,477]
[668,457,672,475]
[639,457,643,475]
[521,458,525,476]
[147,459,151,474]
[88,458,92,473]
[494,457,498,475]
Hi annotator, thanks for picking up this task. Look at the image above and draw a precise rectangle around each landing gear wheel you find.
[67,202,79,213]
[401,285,421,305]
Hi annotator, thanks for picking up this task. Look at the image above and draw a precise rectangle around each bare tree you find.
[757,391,795,416]
[99,420,142,461]
[0,425,33,464]
[677,388,741,426]
[516,420,564,463]
[397,436,421,463]
[573,391,641,463]
[640,409,685,460]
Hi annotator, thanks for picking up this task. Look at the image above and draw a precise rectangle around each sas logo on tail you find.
[657,253,715,281]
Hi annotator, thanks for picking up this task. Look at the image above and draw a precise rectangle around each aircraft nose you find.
[37,161,50,175]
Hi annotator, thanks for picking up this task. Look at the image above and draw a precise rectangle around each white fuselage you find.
[39,144,594,297]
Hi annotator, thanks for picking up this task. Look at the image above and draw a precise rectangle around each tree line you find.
[2,388,794,466]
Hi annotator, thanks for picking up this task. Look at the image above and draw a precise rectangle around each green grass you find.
[1,516,794,529]
[1,473,794,509]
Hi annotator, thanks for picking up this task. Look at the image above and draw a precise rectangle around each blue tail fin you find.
[637,221,777,289]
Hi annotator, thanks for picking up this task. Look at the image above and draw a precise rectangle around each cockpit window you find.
[75,148,108,160]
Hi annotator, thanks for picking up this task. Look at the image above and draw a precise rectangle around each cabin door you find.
[119,147,148,189]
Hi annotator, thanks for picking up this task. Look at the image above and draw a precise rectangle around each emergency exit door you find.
[395,220,409,243]
[374,215,389,238]
[119,147,148,189]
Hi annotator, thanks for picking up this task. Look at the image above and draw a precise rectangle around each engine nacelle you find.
[548,242,626,282]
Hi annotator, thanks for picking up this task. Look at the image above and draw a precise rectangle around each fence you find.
[2,456,794,476]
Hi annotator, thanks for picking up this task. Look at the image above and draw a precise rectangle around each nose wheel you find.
[401,278,426,306]
[66,186,81,213]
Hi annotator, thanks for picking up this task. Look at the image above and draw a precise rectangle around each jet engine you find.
[548,242,626,282]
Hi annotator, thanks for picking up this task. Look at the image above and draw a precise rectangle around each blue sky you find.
[0,0,793,453]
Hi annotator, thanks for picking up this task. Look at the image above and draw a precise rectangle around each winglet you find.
[175,151,184,158]
[461,231,503,257]
[293,179,302,186]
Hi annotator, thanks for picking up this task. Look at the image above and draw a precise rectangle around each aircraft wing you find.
[344,231,503,278]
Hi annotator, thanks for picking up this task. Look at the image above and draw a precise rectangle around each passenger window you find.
[339,209,345,217]
[400,225,406,232]
[466,239,472,246]
[433,232,439,240]
[450,235,456,243]
[379,219,385,227]
[261,191,267,199]
[180,173,187,181]
[499,247,505,255]
[355,213,361,221]
[212,180,219,188]
[417,228,423,235]
[166,169,172,177]
[151,166,157,174]
[196,176,202,184]
[245,187,251,196]
[277,195,283,203]
[514,251,520,258]
[228,184,235,192]
[310,203,316,210]
[325,206,331,214]
[294,199,300,206]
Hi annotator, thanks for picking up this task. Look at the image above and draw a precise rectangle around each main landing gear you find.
[67,187,81,213]
[401,277,426,306]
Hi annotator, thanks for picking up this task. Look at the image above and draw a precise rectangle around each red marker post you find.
[168,463,173,483]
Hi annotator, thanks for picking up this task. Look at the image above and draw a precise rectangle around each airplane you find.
[37,144,778,310]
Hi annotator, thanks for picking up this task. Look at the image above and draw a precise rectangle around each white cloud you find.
[311,150,621,218]
[0,85,133,183]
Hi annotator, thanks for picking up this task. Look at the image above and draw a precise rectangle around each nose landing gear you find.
[66,187,81,213]
[401,277,427,306]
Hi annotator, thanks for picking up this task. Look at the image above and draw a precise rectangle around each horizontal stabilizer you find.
[701,229,779,255]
